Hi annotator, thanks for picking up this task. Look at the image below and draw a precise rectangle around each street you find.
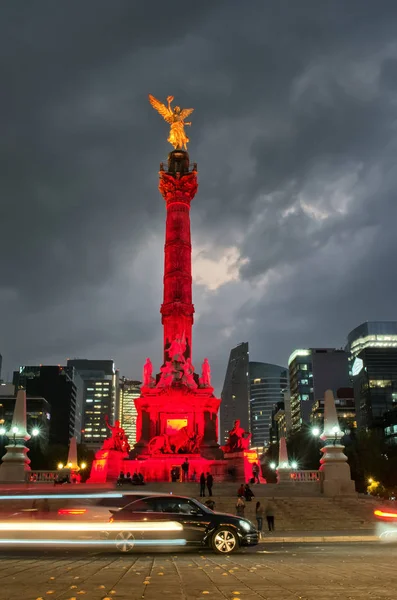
[0,543,396,600]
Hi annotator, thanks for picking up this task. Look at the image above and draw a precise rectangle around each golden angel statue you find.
[148,94,194,150]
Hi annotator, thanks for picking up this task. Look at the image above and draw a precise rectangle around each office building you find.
[220,343,250,444]
[249,362,289,448]
[67,359,118,448]
[311,388,356,432]
[119,378,141,446]
[347,321,397,429]
[288,348,350,431]
[13,365,83,446]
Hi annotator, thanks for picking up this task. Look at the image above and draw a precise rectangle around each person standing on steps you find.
[265,499,275,532]
[236,496,245,517]
[252,462,260,484]
[181,459,189,482]
[244,483,254,502]
[199,472,206,497]
[255,501,264,538]
[206,472,213,497]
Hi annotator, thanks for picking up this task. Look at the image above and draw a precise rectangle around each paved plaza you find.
[0,543,395,600]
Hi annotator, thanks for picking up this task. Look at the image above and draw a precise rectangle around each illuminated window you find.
[86,399,93,403]
[369,380,392,388]
[253,378,261,384]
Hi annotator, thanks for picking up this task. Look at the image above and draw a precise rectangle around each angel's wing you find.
[179,108,194,120]
[148,94,172,123]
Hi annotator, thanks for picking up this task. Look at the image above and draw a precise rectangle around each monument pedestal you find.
[133,383,221,459]
[0,445,31,483]
[88,449,129,483]
[320,444,356,496]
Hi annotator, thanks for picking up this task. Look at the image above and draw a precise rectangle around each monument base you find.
[215,450,262,484]
[122,454,228,483]
[0,444,31,483]
[88,449,129,483]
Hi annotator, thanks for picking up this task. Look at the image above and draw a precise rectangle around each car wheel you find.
[115,531,135,553]
[211,527,239,554]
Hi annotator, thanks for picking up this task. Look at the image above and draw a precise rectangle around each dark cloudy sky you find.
[1,1,397,391]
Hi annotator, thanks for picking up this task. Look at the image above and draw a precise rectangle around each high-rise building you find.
[288,348,350,432]
[346,321,397,429]
[220,342,250,444]
[0,354,2,382]
[67,359,118,448]
[13,365,83,446]
[249,362,289,448]
[119,378,141,446]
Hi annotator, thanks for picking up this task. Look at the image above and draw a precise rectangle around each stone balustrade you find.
[290,470,323,482]
[25,470,58,483]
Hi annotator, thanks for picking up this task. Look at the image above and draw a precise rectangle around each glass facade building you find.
[249,362,289,448]
[347,322,397,429]
[220,342,250,444]
[288,348,350,431]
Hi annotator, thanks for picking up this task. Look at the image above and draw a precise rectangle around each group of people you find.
[199,472,214,497]
[235,482,275,536]
[117,471,145,486]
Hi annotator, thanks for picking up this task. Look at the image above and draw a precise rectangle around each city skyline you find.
[2,2,397,393]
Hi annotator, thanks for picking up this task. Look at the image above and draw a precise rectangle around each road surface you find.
[0,542,394,599]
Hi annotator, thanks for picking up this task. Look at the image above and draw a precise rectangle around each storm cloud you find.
[1,1,397,390]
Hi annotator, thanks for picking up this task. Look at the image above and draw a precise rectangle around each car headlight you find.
[239,520,252,532]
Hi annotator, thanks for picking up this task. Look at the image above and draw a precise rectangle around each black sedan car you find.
[106,494,258,554]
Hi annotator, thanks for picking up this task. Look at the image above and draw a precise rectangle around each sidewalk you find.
[258,529,378,543]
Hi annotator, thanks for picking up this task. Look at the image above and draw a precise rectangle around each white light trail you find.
[0,493,123,500]
[0,539,187,546]
[0,521,183,532]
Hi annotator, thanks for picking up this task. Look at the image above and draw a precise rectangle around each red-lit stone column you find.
[159,150,198,363]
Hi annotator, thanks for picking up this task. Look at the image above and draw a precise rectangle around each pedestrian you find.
[244,483,254,502]
[265,500,275,532]
[191,470,197,482]
[206,472,213,497]
[181,459,189,482]
[199,472,206,497]
[237,483,245,497]
[255,501,264,538]
[252,462,260,484]
[236,496,245,517]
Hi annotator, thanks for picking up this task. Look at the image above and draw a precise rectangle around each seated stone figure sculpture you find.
[102,415,131,454]
[222,419,251,453]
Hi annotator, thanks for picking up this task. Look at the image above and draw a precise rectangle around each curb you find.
[258,535,378,543]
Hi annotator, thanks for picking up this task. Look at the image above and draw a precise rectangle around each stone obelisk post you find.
[67,436,79,471]
[319,389,355,496]
[0,389,31,482]
[276,436,292,483]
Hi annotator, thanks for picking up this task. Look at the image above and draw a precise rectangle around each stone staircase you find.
[138,483,386,531]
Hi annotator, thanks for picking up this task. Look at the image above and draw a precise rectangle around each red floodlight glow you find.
[374,509,397,519]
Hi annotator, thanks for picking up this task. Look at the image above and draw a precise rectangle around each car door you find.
[157,497,211,544]
[115,497,162,541]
